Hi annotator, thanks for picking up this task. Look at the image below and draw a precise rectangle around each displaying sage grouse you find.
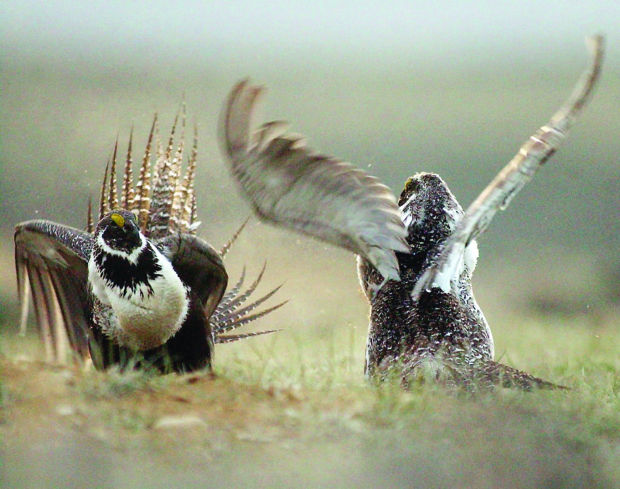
[219,37,603,389]
[15,111,284,373]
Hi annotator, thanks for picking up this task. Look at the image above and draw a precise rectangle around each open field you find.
[1,309,618,489]
[2,4,619,487]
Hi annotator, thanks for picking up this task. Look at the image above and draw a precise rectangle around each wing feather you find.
[412,35,605,299]
[157,234,228,321]
[219,79,409,281]
[25,266,55,362]
[14,220,94,362]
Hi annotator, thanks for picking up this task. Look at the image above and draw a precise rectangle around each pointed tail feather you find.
[220,217,251,258]
[86,197,94,234]
[109,139,119,210]
[214,300,288,335]
[211,264,286,337]
[99,160,110,220]
[219,262,268,314]
[121,126,135,209]
[215,329,281,344]
[479,361,568,391]
[213,266,246,322]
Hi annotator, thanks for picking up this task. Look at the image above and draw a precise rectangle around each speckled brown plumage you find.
[220,38,603,390]
[15,112,285,373]
[359,173,562,390]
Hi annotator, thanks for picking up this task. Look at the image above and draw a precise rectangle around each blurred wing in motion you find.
[218,79,409,281]
[14,220,94,363]
[412,35,605,299]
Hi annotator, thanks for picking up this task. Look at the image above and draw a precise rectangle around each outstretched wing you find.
[412,35,605,299]
[157,234,228,320]
[14,220,94,362]
[218,79,409,281]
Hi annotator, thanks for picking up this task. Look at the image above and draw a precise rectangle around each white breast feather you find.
[89,244,189,350]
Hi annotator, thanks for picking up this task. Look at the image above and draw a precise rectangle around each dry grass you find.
[1,310,618,489]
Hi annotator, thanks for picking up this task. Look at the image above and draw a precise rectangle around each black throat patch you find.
[94,243,163,299]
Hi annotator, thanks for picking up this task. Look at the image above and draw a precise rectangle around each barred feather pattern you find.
[97,111,200,238]
[121,128,134,209]
[218,262,269,315]
[92,111,285,344]
[149,144,174,238]
[132,117,156,232]
[189,194,198,231]
[86,197,94,234]
[177,126,199,233]
[216,330,281,344]
[152,128,163,184]
[211,265,286,342]
[168,138,186,233]
[220,217,250,258]
[109,141,119,211]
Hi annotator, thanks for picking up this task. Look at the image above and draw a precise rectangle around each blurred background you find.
[1,0,619,338]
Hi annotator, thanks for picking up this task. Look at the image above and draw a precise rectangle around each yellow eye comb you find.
[110,213,125,228]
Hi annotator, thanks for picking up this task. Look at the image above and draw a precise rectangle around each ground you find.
[1,312,618,489]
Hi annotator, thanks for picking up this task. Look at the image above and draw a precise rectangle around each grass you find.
[1,35,618,489]
[1,309,618,489]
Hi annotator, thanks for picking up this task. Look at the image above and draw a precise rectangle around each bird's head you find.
[359,172,467,298]
[398,172,463,254]
[95,210,144,256]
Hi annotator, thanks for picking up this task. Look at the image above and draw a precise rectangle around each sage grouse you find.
[218,37,603,389]
[15,112,284,373]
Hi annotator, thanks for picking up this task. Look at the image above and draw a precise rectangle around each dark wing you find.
[218,79,409,281]
[14,220,94,362]
[157,234,228,320]
[412,35,605,299]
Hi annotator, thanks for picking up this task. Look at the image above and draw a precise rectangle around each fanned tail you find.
[90,107,201,238]
[216,262,268,315]
[211,264,287,342]
[85,107,284,349]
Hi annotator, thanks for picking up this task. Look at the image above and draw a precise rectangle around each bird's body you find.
[358,173,557,389]
[358,174,490,374]
[219,37,604,390]
[88,212,190,351]
[15,114,283,373]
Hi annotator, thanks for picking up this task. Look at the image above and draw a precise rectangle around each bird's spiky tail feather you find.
[91,108,201,239]
[88,113,286,347]
[211,263,287,344]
